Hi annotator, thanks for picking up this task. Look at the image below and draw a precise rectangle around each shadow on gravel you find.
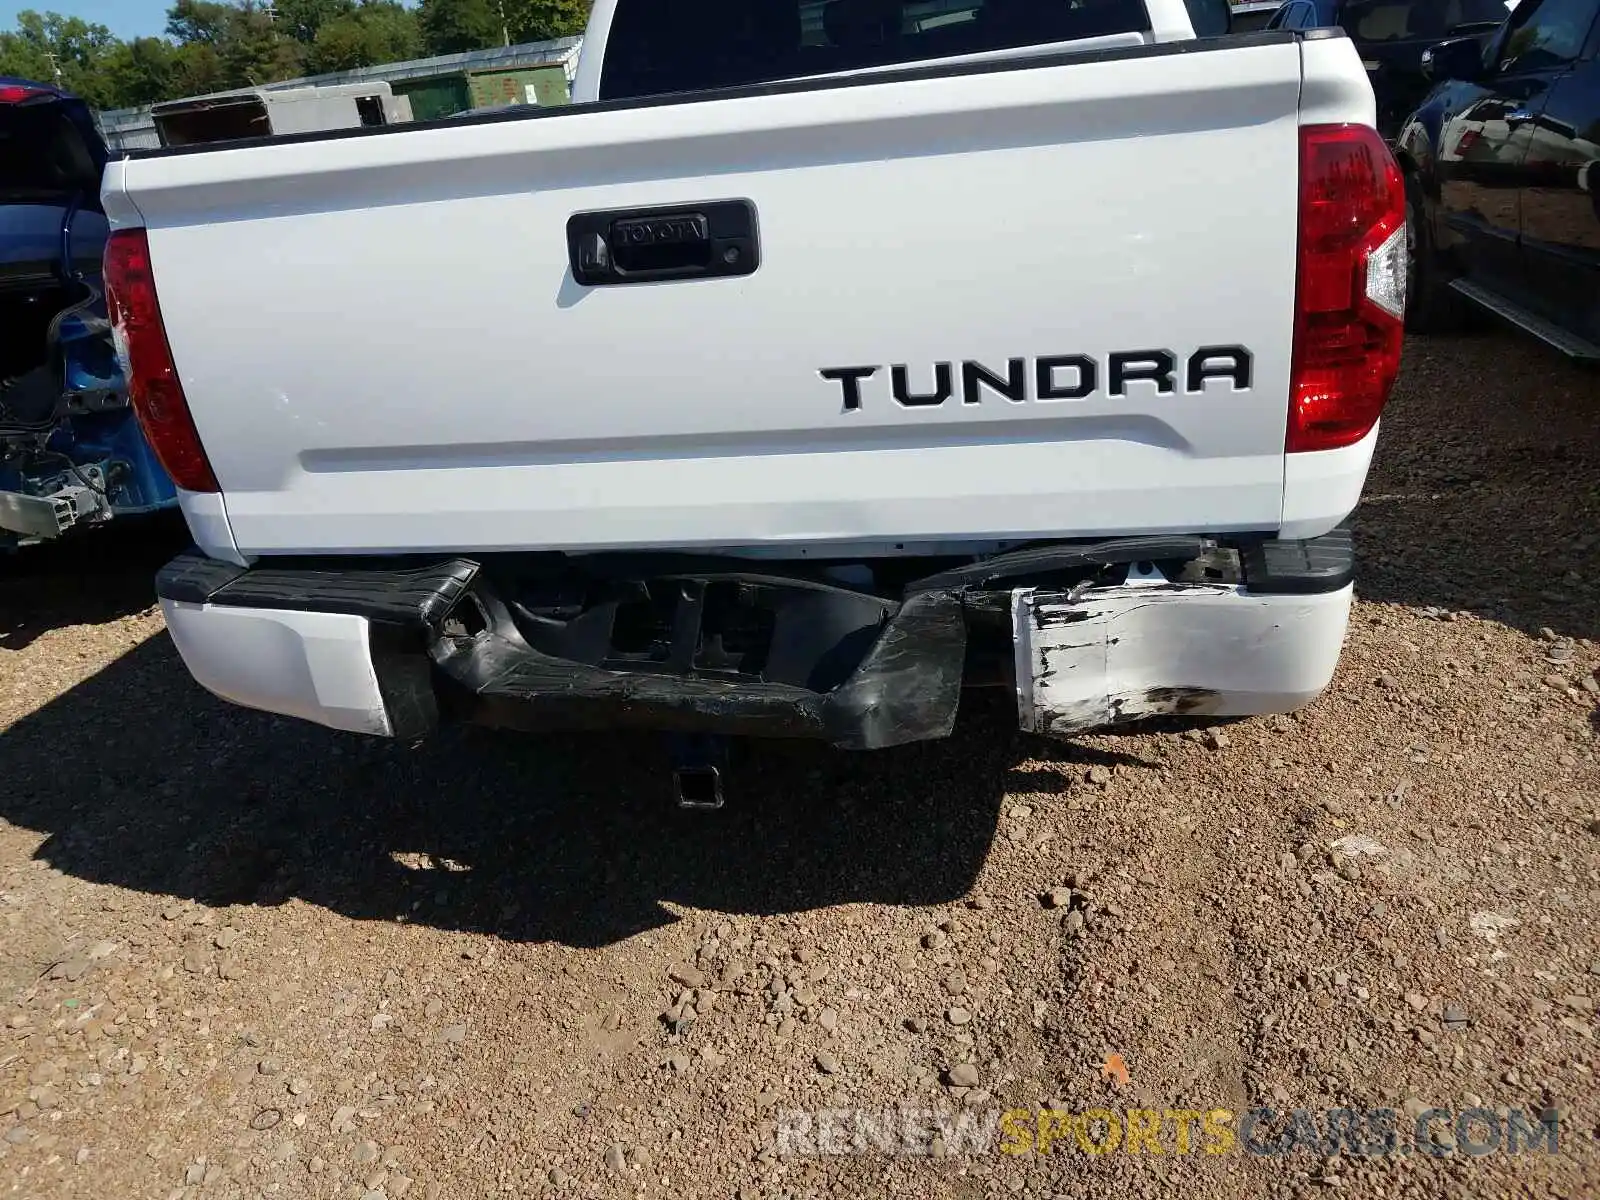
[1,634,1029,947]
[1354,331,1600,642]
[1001,736,1161,793]
[0,513,189,650]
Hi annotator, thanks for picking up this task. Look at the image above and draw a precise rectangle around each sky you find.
[1,0,174,39]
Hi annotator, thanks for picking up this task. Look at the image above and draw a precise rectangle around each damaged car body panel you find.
[157,528,1355,749]
[0,77,177,547]
[159,548,970,750]
[430,580,967,750]
[1012,558,1353,738]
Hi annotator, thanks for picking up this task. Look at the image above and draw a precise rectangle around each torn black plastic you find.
[903,535,1211,595]
[430,579,966,750]
[154,549,967,750]
[152,524,1352,749]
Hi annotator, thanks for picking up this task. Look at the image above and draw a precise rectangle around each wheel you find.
[1404,183,1463,334]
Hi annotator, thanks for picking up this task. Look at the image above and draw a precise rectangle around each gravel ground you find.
[2,329,1598,1200]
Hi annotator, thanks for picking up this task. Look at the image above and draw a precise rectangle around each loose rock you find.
[668,965,708,989]
[945,1063,981,1088]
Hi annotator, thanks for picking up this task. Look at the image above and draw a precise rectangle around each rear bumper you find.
[1012,573,1352,736]
[161,600,400,736]
[155,532,1356,748]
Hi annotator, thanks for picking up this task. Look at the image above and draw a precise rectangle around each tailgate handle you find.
[567,200,760,286]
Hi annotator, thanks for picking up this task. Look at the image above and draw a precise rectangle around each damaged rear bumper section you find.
[155,530,1355,749]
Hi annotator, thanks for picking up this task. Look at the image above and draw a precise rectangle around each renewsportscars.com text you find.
[775,1106,1562,1158]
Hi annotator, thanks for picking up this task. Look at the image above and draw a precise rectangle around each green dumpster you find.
[392,74,473,122]
[467,65,570,110]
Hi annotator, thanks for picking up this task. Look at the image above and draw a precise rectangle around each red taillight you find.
[102,228,218,492]
[1288,124,1407,454]
[0,84,49,104]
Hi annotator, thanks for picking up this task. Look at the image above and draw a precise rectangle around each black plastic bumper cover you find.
[437,586,965,750]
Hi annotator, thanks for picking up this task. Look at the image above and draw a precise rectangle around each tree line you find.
[0,0,590,112]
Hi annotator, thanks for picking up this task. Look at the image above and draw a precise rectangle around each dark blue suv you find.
[1266,0,1510,135]
[1395,0,1599,357]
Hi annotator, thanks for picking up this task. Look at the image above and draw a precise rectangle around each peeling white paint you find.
[1012,577,1353,737]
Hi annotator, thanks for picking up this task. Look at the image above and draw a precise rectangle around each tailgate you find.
[116,39,1304,557]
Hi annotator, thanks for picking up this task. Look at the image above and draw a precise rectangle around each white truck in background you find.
[101,0,1406,794]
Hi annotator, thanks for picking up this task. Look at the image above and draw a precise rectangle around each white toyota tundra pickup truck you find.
[102,0,1406,774]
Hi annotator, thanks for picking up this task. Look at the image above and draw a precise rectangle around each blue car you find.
[1395,0,1599,355]
[0,77,177,546]
[1262,0,1509,136]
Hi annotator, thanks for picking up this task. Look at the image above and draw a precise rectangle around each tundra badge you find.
[820,347,1252,411]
